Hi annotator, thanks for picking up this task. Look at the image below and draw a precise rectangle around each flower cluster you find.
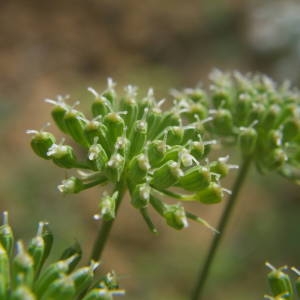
[176,70,300,182]
[0,212,124,300]
[28,79,235,232]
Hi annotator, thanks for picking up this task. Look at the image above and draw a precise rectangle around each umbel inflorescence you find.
[27,78,236,232]
[0,212,124,300]
[179,70,300,181]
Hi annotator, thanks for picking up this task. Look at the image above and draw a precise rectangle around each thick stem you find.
[90,181,126,261]
[191,157,252,300]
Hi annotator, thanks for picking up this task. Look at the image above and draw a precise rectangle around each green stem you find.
[191,157,252,300]
[90,180,126,261]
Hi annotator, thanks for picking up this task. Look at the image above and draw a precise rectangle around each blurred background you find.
[1,0,300,299]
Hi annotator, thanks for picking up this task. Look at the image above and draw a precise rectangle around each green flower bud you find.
[263,148,287,171]
[266,263,293,300]
[165,126,184,146]
[40,222,53,268]
[98,192,118,221]
[40,275,76,300]
[211,88,233,109]
[127,154,150,186]
[88,139,109,171]
[151,161,183,190]
[182,102,208,121]
[119,96,138,132]
[238,127,257,157]
[70,261,99,295]
[105,153,125,183]
[211,109,234,136]
[128,120,147,159]
[45,97,69,133]
[12,241,34,288]
[267,130,283,148]
[147,140,166,167]
[102,78,117,104]
[177,166,211,192]
[163,204,188,230]
[156,111,181,137]
[28,233,45,276]
[0,244,9,298]
[248,102,266,124]
[60,243,82,273]
[82,288,113,300]
[0,212,14,255]
[84,120,110,155]
[193,182,224,204]
[58,177,85,194]
[27,129,56,160]
[10,285,36,300]
[147,106,164,140]
[131,183,151,209]
[88,87,113,118]
[261,104,281,131]
[282,119,300,142]
[235,93,252,126]
[47,142,79,169]
[35,255,78,298]
[161,145,183,164]
[64,108,89,147]
[103,113,125,151]
[209,156,237,179]
[291,267,300,298]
